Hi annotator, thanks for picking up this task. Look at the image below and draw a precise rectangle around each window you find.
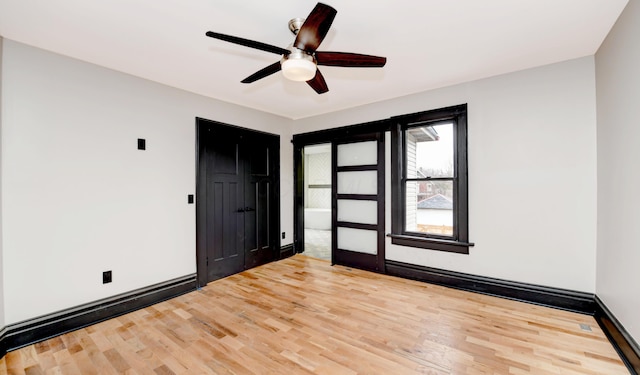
[390,104,473,254]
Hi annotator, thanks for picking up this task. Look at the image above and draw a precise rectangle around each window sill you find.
[386,233,474,254]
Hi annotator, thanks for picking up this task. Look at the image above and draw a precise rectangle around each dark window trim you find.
[386,234,472,254]
[390,104,473,254]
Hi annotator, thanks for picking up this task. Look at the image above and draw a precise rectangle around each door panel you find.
[206,130,244,280]
[337,227,378,254]
[337,171,378,195]
[337,141,378,166]
[244,140,275,269]
[213,141,239,174]
[337,200,377,224]
[333,132,385,272]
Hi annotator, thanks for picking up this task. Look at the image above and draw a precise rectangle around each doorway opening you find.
[303,143,332,260]
[293,124,387,272]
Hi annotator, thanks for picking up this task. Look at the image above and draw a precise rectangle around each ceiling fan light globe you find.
[281,59,316,81]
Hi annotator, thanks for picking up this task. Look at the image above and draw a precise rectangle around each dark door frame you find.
[195,117,281,288]
[292,119,391,260]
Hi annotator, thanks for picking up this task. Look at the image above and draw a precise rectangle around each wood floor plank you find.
[0,255,630,374]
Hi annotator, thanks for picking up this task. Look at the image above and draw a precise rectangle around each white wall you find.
[0,40,293,324]
[595,0,640,343]
[295,57,598,292]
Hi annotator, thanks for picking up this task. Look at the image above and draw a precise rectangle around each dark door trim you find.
[292,119,390,261]
[293,143,305,256]
[196,117,280,287]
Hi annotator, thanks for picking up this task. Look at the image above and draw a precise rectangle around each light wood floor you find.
[0,255,628,374]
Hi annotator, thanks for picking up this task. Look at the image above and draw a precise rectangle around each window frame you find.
[389,104,473,254]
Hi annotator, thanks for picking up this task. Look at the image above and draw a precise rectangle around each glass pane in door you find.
[337,171,377,195]
[337,200,377,225]
[337,141,377,166]
[337,228,377,255]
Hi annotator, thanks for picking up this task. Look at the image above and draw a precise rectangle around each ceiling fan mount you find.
[288,18,305,35]
[205,2,386,94]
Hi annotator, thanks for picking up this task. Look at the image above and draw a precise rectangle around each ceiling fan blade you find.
[315,52,387,67]
[294,3,337,52]
[206,31,290,56]
[306,69,329,94]
[241,62,282,83]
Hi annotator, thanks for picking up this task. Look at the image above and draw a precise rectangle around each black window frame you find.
[389,104,473,254]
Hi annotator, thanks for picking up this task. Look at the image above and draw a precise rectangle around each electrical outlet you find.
[281,232,285,239]
[103,270,112,284]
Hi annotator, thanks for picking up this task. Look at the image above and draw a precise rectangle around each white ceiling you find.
[0,0,628,120]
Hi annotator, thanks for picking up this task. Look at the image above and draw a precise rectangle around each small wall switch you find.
[188,194,194,204]
[282,232,286,239]
[137,138,146,150]
[103,270,112,284]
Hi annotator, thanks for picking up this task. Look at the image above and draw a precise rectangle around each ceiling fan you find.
[205,2,386,94]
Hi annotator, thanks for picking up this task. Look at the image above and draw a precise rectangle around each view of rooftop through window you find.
[406,122,454,236]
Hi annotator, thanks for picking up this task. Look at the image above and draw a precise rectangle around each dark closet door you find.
[204,125,245,280]
[197,120,280,285]
[243,136,275,268]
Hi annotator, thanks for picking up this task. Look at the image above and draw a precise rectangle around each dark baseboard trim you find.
[280,243,294,259]
[385,260,595,314]
[0,327,7,360]
[0,274,196,359]
[595,296,640,374]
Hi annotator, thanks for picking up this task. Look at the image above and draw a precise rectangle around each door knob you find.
[237,208,246,212]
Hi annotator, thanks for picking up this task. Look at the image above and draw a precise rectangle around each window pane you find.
[406,123,454,178]
[406,180,454,236]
